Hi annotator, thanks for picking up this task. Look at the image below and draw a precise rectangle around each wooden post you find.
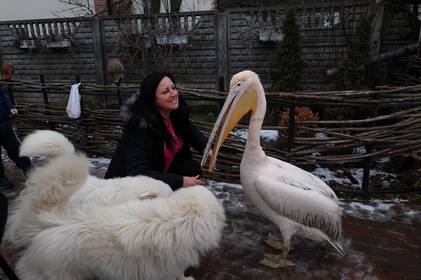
[92,18,106,85]
[218,76,224,92]
[369,0,384,59]
[74,74,87,151]
[361,153,371,195]
[117,79,122,106]
[287,101,296,154]
[39,75,48,105]
[361,102,379,194]
[216,11,229,90]
[76,74,83,115]
[216,76,225,113]
[40,75,54,130]
[417,19,421,57]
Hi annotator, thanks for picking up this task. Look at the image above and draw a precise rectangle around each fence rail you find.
[7,17,82,42]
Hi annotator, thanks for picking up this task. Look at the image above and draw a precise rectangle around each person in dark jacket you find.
[0,86,31,190]
[105,71,210,190]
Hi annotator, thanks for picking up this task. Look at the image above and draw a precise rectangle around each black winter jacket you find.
[105,118,207,190]
[0,87,14,132]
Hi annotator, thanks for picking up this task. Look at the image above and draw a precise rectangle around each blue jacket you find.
[0,87,14,131]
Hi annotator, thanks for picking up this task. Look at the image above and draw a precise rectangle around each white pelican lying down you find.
[202,70,343,268]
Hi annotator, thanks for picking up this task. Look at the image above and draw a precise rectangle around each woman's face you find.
[155,76,179,117]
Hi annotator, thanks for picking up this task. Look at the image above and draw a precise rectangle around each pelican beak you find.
[201,87,257,172]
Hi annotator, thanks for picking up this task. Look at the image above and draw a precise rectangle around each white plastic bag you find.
[66,83,81,119]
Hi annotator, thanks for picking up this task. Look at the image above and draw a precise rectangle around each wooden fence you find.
[1,79,421,194]
[0,2,418,90]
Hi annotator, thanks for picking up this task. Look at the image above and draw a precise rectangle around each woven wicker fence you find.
[2,80,421,193]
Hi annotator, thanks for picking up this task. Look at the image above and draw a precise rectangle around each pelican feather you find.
[256,176,342,240]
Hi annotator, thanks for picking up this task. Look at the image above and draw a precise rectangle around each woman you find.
[0,84,31,189]
[105,72,208,189]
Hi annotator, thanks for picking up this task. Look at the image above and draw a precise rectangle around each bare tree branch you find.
[55,0,96,17]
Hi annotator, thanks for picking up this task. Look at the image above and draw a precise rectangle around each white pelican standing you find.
[202,70,343,268]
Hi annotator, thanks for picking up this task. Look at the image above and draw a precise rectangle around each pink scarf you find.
[163,120,183,171]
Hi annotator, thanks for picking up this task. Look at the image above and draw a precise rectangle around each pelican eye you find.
[237,82,241,87]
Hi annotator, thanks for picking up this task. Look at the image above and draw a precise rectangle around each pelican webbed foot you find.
[263,233,284,250]
[263,233,293,251]
[261,233,294,268]
[259,253,295,268]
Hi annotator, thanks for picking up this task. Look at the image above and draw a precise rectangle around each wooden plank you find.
[216,11,228,91]
[91,18,105,85]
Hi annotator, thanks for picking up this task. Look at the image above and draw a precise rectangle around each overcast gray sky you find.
[0,0,93,21]
[0,0,213,21]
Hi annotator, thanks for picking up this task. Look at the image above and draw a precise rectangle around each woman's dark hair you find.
[127,71,190,147]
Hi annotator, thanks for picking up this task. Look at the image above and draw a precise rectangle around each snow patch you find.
[233,129,278,142]
[312,167,352,185]
[312,167,397,188]
[315,132,328,140]
[339,199,421,223]
[353,146,366,155]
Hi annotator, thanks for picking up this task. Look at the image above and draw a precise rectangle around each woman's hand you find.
[183,175,205,187]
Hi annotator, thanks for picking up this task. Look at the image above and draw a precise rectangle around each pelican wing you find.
[255,175,342,240]
[268,156,338,200]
